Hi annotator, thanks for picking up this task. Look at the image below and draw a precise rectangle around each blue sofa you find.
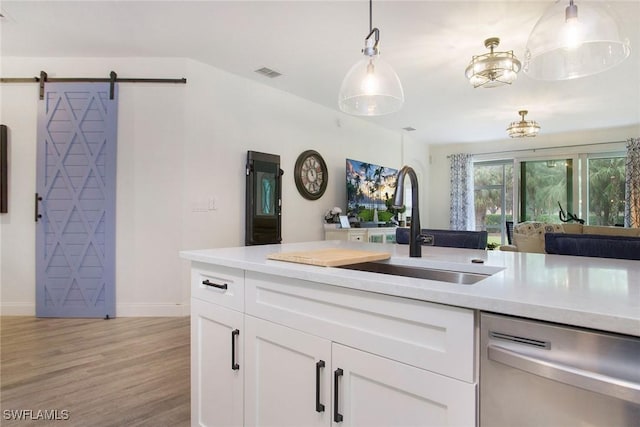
[544,233,640,261]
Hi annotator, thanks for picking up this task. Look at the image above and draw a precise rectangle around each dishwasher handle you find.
[488,344,640,405]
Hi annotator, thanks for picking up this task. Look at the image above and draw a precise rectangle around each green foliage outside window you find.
[588,158,625,226]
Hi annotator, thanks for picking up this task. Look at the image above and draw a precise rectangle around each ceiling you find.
[1,0,639,145]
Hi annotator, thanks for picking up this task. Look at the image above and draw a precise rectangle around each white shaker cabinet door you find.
[244,315,332,427]
[331,343,476,427]
[191,297,244,427]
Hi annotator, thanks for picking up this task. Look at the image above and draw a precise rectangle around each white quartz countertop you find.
[180,240,640,337]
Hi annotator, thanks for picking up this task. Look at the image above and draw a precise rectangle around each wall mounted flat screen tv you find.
[346,158,398,223]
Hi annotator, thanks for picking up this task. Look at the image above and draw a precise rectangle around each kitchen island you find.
[181,240,640,427]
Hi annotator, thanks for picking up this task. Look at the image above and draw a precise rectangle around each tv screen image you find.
[346,158,399,224]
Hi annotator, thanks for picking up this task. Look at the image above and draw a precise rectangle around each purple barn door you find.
[36,83,117,317]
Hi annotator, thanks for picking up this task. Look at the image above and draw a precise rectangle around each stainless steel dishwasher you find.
[480,312,640,427]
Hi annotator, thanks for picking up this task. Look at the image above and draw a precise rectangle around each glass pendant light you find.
[524,0,630,80]
[338,0,404,116]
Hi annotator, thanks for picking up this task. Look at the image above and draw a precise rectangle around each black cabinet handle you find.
[202,279,228,290]
[334,368,343,422]
[35,193,43,222]
[231,329,240,371]
[315,360,325,412]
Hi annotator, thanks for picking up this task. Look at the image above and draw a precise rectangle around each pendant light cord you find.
[364,0,379,54]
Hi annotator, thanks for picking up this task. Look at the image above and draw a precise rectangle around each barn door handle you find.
[334,368,344,422]
[35,193,43,222]
[202,279,228,290]
[315,360,325,412]
[231,329,240,371]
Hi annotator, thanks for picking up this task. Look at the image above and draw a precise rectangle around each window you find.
[472,144,627,244]
[587,156,625,226]
[474,161,513,245]
[520,159,574,223]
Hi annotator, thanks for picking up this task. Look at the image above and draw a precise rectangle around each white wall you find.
[0,56,421,316]
[428,125,640,229]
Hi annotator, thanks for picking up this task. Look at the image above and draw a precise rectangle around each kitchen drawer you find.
[347,230,367,242]
[191,262,244,312]
[325,229,367,242]
[245,271,475,383]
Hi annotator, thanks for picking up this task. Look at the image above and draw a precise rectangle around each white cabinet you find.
[324,227,396,244]
[244,316,331,427]
[191,265,477,427]
[366,227,397,244]
[243,316,474,427]
[191,297,244,427]
[332,344,475,427]
[245,271,475,382]
[190,262,245,427]
[324,228,367,242]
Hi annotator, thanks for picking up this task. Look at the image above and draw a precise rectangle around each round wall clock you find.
[294,150,328,200]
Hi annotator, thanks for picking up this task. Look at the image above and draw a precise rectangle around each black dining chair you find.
[396,228,488,250]
[506,221,514,245]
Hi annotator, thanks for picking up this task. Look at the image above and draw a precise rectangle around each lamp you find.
[338,0,404,116]
[524,0,630,80]
[465,38,521,88]
[507,110,541,138]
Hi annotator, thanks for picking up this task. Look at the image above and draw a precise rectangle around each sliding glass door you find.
[519,159,574,223]
[472,149,627,244]
[586,156,625,226]
[474,161,513,245]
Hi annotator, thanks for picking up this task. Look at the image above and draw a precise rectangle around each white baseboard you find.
[1,303,35,316]
[1,303,190,317]
[116,303,190,317]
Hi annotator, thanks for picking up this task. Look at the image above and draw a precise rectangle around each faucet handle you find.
[417,233,434,246]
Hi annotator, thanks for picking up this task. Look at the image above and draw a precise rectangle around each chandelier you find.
[507,110,541,138]
[338,0,404,116]
[465,38,521,88]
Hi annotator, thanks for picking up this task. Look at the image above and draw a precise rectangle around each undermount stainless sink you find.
[337,261,490,285]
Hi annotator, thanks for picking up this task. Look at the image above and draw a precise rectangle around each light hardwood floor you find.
[1,316,190,427]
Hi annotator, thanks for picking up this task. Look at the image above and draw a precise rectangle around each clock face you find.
[294,150,328,200]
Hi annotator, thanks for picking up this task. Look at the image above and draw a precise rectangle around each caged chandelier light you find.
[524,0,631,80]
[338,0,404,116]
[507,110,541,138]
[465,37,521,88]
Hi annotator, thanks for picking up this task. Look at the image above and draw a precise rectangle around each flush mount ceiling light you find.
[524,0,631,80]
[507,110,541,138]
[465,37,521,88]
[338,0,404,116]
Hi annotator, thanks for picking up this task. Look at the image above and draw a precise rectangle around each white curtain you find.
[625,137,640,228]
[449,153,475,230]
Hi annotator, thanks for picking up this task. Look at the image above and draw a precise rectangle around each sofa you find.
[544,233,640,260]
[500,221,640,254]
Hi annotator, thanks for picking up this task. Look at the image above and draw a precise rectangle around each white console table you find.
[324,227,397,244]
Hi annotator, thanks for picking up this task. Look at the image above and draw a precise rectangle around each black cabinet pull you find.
[202,279,228,290]
[334,368,343,422]
[35,193,43,222]
[315,360,325,413]
[231,329,240,371]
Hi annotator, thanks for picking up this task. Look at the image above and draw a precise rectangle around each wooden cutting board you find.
[267,248,391,267]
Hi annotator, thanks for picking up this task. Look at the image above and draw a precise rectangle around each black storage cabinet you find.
[245,151,283,245]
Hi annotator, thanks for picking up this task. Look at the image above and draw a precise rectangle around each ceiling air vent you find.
[402,127,416,132]
[255,67,282,79]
